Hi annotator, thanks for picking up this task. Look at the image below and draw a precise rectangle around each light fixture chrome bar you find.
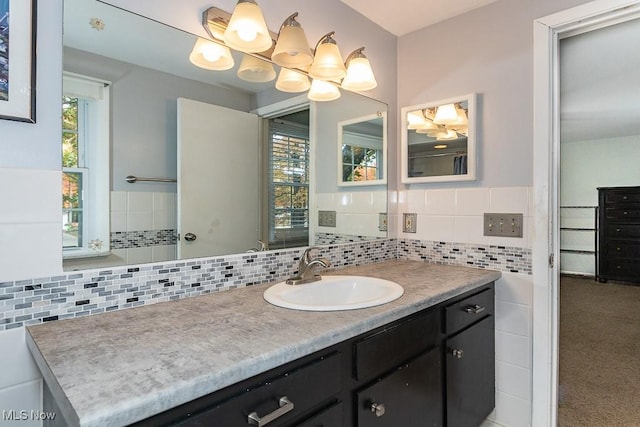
[125,175,177,184]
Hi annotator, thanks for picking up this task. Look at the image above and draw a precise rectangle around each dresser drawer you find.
[605,242,640,258]
[182,352,342,427]
[604,190,640,204]
[604,260,640,279]
[604,208,640,220]
[605,223,640,238]
[353,309,439,381]
[445,287,494,335]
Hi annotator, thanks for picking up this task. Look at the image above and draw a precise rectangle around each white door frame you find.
[532,1,640,425]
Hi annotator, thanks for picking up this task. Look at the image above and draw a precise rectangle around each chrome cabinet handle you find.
[370,402,386,417]
[451,349,464,359]
[247,396,294,426]
[464,304,485,314]
[184,232,197,242]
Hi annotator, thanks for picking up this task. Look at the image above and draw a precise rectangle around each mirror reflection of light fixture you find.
[341,47,377,91]
[271,13,313,68]
[276,67,311,92]
[407,111,426,129]
[223,0,273,53]
[237,54,276,82]
[309,32,346,81]
[433,103,458,124]
[415,119,439,134]
[434,144,448,149]
[435,129,458,141]
[307,79,341,101]
[189,38,235,70]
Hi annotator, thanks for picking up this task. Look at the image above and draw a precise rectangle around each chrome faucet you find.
[286,247,331,285]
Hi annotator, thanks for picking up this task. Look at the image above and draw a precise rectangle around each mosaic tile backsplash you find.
[110,229,177,249]
[0,238,531,331]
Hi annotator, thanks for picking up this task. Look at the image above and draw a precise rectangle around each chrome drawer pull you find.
[451,349,464,359]
[247,396,294,426]
[370,402,386,417]
[464,304,485,314]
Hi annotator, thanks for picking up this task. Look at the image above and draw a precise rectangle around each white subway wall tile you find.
[495,301,531,337]
[315,193,334,210]
[496,273,533,306]
[337,193,353,210]
[126,211,153,232]
[127,192,153,211]
[126,247,154,265]
[0,223,61,282]
[496,331,532,369]
[406,189,426,214]
[496,361,532,400]
[152,245,177,262]
[153,210,176,230]
[0,329,41,389]
[490,187,530,216]
[0,169,60,224]
[153,192,175,211]
[454,216,486,245]
[416,215,455,242]
[455,188,490,216]
[110,191,127,211]
[350,192,374,213]
[372,191,387,212]
[0,379,42,427]
[424,189,456,215]
[495,391,532,427]
[110,211,127,233]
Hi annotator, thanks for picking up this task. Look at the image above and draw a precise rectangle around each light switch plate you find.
[484,213,523,237]
[379,213,388,231]
[403,213,417,233]
[318,210,337,227]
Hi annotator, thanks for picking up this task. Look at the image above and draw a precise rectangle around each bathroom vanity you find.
[26,260,500,427]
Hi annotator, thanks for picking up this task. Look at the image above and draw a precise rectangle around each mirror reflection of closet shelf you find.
[400,94,477,184]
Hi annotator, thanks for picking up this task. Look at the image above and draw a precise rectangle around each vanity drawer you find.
[353,309,439,381]
[445,287,494,336]
[179,352,342,427]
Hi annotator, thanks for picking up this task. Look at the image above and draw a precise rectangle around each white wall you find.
[560,135,640,275]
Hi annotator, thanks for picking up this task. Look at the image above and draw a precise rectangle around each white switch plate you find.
[483,213,523,237]
[403,213,417,233]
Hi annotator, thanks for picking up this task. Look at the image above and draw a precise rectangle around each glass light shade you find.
[309,43,346,80]
[189,38,234,70]
[272,25,313,68]
[307,79,341,101]
[341,57,377,91]
[223,1,273,53]
[237,55,276,82]
[435,129,459,141]
[407,111,426,129]
[448,106,469,127]
[433,103,458,124]
[275,67,311,93]
[415,119,439,133]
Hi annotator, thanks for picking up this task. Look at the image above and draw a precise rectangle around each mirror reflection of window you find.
[267,110,310,249]
[338,113,386,186]
[61,73,111,258]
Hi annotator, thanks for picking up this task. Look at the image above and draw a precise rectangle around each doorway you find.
[533,1,640,425]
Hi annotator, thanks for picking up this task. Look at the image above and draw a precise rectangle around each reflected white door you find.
[177,98,260,259]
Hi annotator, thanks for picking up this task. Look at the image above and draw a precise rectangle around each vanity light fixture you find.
[341,47,377,91]
[237,54,276,82]
[189,38,235,70]
[309,32,347,81]
[271,13,313,68]
[307,78,341,101]
[433,103,458,125]
[276,67,311,93]
[223,0,273,53]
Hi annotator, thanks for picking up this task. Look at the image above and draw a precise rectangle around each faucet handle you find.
[302,246,321,263]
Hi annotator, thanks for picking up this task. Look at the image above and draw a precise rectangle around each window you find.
[268,116,310,248]
[62,73,110,257]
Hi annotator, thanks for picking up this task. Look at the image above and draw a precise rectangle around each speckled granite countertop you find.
[26,260,500,427]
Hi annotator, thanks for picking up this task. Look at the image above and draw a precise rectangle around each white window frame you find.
[62,72,111,258]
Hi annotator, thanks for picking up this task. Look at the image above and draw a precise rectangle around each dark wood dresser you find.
[597,186,640,284]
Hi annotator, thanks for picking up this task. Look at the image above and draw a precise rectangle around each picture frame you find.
[0,0,37,123]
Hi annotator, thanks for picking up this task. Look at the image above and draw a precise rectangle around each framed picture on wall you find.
[0,0,36,123]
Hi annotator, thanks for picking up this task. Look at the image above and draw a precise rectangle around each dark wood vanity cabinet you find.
[597,186,640,284]
[133,284,494,427]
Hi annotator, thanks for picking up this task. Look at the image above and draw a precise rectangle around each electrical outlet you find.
[378,213,388,231]
[318,210,337,227]
[484,213,523,237]
[403,213,417,233]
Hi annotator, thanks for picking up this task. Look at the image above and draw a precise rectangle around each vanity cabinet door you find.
[445,316,495,427]
[356,347,442,427]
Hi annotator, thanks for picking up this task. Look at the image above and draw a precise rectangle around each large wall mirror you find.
[62,0,387,271]
[400,94,476,184]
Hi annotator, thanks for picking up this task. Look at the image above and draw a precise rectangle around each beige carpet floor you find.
[558,276,640,426]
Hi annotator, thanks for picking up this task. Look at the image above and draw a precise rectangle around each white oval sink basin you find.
[263,275,404,311]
